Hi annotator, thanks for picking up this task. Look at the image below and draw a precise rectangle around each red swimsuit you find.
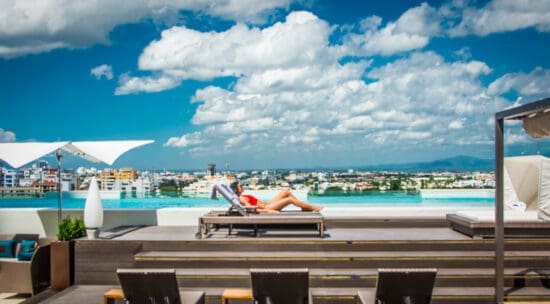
[241,194,258,206]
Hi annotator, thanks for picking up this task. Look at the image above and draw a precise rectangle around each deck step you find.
[135,250,550,258]
[198,287,550,304]
[132,238,550,252]
[171,267,550,288]
[74,237,550,254]
[75,267,550,288]
[132,250,550,269]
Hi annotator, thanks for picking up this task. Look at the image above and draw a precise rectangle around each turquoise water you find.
[0,191,494,209]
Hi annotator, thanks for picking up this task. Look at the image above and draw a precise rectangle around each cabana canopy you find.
[495,97,550,303]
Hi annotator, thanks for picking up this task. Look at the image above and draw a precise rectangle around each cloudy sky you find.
[1,0,549,170]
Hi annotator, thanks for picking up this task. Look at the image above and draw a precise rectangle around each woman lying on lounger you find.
[230,181,323,213]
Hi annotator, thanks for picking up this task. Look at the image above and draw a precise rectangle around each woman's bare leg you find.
[270,189,312,205]
[270,189,293,201]
[267,195,323,212]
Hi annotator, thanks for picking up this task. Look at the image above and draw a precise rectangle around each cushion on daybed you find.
[455,210,540,223]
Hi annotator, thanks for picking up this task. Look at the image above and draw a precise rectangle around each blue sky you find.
[0,0,549,170]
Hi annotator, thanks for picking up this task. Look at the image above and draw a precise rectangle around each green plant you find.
[57,216,86,241]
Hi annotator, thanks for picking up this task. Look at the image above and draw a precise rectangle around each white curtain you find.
[504,156,546,211]
[538,156,550,220]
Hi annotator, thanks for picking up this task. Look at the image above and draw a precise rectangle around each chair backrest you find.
[211,181,248,216]
[117,269,181,304]
[375,268,437,304]
[250,268,309,304]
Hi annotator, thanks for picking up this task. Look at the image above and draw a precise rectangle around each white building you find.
[1,169,17,188]
[484,179,496,188]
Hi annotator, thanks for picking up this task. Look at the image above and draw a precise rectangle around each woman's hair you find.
[229,181,239,194]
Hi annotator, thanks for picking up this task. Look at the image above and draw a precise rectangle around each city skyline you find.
[1,0,549,170]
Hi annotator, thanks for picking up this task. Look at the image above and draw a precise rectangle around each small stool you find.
[221,288,252,304]
[103,288,124,304]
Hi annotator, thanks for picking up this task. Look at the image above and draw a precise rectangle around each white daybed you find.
[447,155,550,238]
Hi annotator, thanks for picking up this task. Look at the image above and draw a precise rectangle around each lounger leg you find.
[254,224,258,237]
[196,218,203,239]
[319,222,324,238]
[229,224,233,236]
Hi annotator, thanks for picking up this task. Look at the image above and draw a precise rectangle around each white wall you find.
[0,208,202,237]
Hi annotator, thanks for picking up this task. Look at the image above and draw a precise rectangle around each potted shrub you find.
[50,216,86,291]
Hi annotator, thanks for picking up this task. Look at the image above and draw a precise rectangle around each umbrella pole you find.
[56,149,63,225]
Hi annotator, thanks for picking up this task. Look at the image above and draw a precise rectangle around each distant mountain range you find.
[164,155,496,172]
[360,156,494,172]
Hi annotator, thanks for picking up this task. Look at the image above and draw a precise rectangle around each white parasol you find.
[0,142,69,168]
[0,140,154,223]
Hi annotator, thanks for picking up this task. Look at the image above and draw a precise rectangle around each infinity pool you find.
[0,190,494,209]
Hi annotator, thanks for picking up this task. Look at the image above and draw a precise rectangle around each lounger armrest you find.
[357,290,375,304]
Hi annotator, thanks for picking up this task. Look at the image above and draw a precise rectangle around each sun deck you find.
[6,216,549,304]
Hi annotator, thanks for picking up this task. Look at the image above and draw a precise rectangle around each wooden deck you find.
[22,219,550,303]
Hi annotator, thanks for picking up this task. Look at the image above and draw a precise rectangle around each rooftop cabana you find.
[495,97,550,303]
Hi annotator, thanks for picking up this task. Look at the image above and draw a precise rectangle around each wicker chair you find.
[117,269,205,304]
[250,268,312,304]
[357,268,437,304]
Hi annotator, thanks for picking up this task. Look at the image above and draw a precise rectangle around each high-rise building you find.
[207,164,216,176]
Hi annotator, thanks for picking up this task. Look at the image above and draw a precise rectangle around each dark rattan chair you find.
[357,268,437,304]
[117,268,205,304]
[250,268,312,304]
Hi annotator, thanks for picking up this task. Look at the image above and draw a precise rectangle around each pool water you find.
[0,191,494,209]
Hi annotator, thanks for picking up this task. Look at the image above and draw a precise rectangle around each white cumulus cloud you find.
[344,3,439,56]
[118,11,337,94]
[115,73,180,95]
[163,40,511,165]
[487,67,550,99]
[0,0,291,58]
[341,0,550,57]
[0,129,16,142]
[90,64,113,80]
[164,132,203,148]
[448,0,550,36]
[207,0,291,24]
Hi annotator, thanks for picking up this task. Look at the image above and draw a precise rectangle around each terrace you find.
[2,213,550,304]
